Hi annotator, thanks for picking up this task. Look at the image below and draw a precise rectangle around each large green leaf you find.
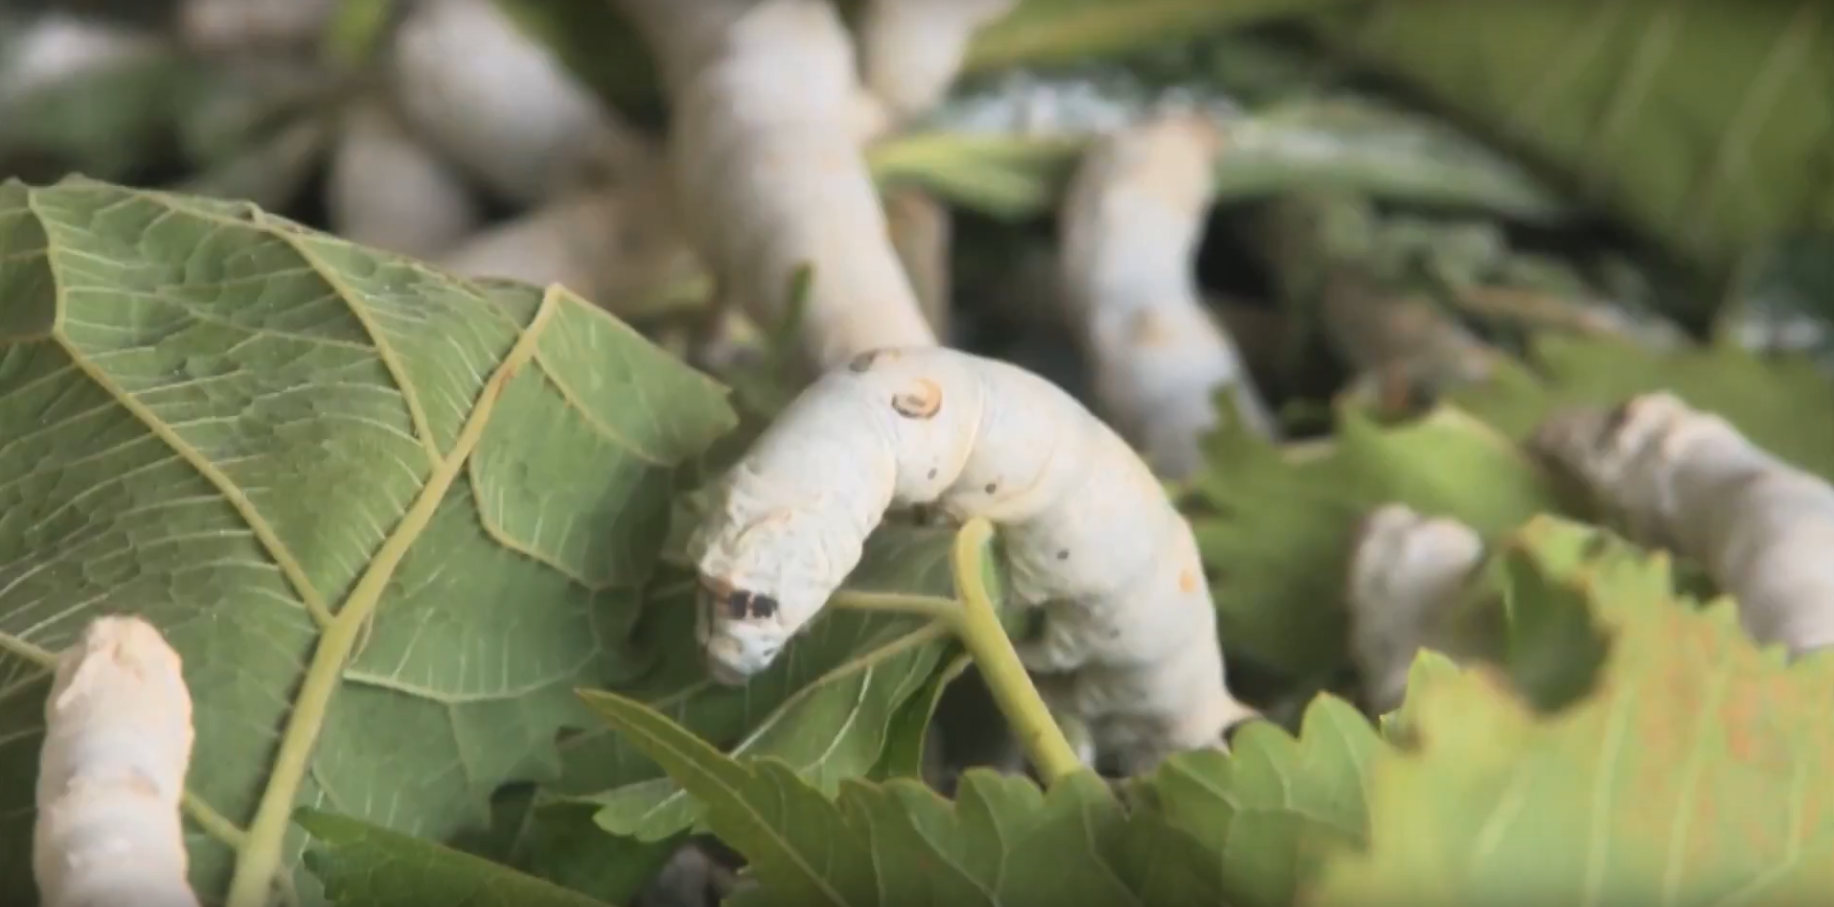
[578,685,1228,907]
[1186,402,1562,678]
[556,522,964,842]
[297,809,615,907]
[1306,515,1834,904]
[1308,0,1834,275]
[1128,695,1387,907]
[960,0,1356,74]
[0,177,736,907]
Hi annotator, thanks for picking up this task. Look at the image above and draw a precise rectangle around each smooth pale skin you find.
[1058,113,1275,479]
[1346,503,1486,715]
[1535,393,1834,658]
[327,96,483,260]
[390,0,620,206]
[34,617,200,907]
[857,0,1020,121]
[690,346,1256,774]
[615,0,938,371]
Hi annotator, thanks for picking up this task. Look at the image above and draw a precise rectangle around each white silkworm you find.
[882,186,954,336]
[436,182,698,316]
[1532,392,1834,657]
[1057,112,1276,476]
[326,95,484,259]
[856,0,1019,121]
[615,0,937,371]
[688,345,1257,774]
[388,0,625,205]
[33,616,200,907]
[1346,504,1486,714]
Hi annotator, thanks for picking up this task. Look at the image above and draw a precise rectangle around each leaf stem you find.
[947,518,1084,787]
[221,288,561,907]
[828,590,961,621]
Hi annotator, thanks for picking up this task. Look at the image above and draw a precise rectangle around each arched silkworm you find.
[1346,504,1487,714]
[389,0,626,206]
[33,616,200,907]
[614,0,937,371]
[1533,392,1834,658]
[1058,113,1276,478]
[688,345,1257,774]
[856,0,1020,121]
[326,95,484,259]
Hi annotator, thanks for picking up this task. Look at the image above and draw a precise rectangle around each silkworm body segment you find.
[1059,113,1274,476]
[690,346,1253,770]
[1533,392,1834,657]
[33,616,200,907]
[622,0,937,371]
[1346,504,1486,714]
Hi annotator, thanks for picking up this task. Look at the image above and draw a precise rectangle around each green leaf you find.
[450,787,676,905]
[1186,402,1562,678]
[1447,334,1834,481]
[1129,695,1387,907]
[297,809,615,907]
[877,95,1569,222]
[1308,0,1834,275]
[1306,515,1834,905]
[872,651,971,781]
[577,685,1228,907]
[963,0,1356,74]
[0,176,736,906]
[562,522,964,842]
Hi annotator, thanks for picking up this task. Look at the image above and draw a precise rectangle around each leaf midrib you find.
[220,288,563,907]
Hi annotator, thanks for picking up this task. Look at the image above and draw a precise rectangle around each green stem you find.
[948,518,1084,787]
[829,590,961,622]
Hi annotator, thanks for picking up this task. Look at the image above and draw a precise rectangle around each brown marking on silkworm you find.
[701,575,736,599]
[984,482,998,494]
[1056,549,1070,561]
[123,771,163,798]
[1128,310,1177,349]
[891,378,942,419]
[1179,568,1199,594]
[1602,398,1637,441]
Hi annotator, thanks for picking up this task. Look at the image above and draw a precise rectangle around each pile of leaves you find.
[3,2,1834,906]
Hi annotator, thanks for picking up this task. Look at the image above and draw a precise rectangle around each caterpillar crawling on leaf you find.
[1534,392,1834,658]
[688,345,1257,775]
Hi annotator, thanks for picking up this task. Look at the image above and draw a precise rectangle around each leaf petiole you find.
[947,518,1084,788]
[825,521,1085,787]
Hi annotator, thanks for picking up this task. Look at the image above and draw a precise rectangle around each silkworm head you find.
[689,502,857,685]
[695,576,788,685]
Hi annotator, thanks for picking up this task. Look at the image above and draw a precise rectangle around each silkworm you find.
[689,345,1257,774]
